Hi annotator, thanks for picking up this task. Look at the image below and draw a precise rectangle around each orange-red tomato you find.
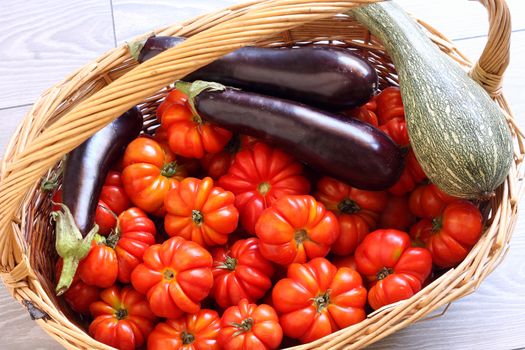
[410,201,483,268]
[409,183,458,219]
[211,238,274,309]
[315,176,387,255]
[114,207,156,283]
[331,255,357,270]
[164,177,239,247]
[89,286,156,350]
[375,86,405,124]
[272,258,366,344]
[218,142,310,234]
[379,118,409,147]
[122,137,184,215]
[147,309,221,350]
[159,90,232,158]
[388,149,427,196]
[219,299,283,350]
[355,229,432,310]
[78,235,118,288]
[255,195,339,265]
[131,236,214,319]
[156,89,188,119]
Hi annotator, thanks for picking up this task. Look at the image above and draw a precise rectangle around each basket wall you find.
[0,0,522,349]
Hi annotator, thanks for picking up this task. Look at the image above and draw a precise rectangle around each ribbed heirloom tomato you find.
[89,286,156,350]
[114,207,156,283]
[164,177,239,247]
[255,195,339,265]
[379,117,409,147]
[122,137,185,215]
[409,183,458,219]
[219,299,283,350]
[272,258,367,343]
[159,89,232,158]
[410,201,483,268]
[218,142,310,233]
[378,194,416,231]
[131,236,214,319]
[211,238,274,309]
[355,229,432,310]
[148,309,221,350]
[316,176,387,255]
[388,149,427,196]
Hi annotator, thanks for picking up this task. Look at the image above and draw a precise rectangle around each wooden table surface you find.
[1,1,524,349]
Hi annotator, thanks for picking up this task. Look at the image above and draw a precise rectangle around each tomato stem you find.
[257,182,271,196]
[163,269,175,281]
[294,229,308,245]
[431,217,443,233]
[114,308,128,320]
[312,290,331,313]
[181,331,195,345]
[161,161,180,178]
[377,267,394,280]
[231,318,254,336]
[52,204,98,296]
[337,198,360,214]
[192,210,204,225]
[219,255,238,271]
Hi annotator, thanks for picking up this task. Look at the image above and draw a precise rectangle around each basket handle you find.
[469,0,511,97]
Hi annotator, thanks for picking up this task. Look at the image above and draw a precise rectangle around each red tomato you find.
[355,229,432,310]
[78,234,118,288]
[164,177,239,247]
[160,91,232,158]
[122,137,184,215]
[200,135,259,179]
[114,207,156,283]
[379,118,409,147]
[96,171,131,235]
[272,258,366,343]
[388,149,427,196]
[219,142,310,233]
[331,255,357,270]
[219,299,283,350]
[410,201,483,268]
[315,176,387,255]
[89,285,156,350]
[363,95,378,112]
[343,106,379,127]
[255,195,339,265]
[211,238,274,309]
[409,183,459,219]
[375,86,405,124]
[156,89,188,119]
[378,194,416,231]
[148,309,221,350]
[55,259,101,315]
[131,236,214,318]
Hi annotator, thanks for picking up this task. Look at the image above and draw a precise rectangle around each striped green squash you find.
[353,2,513,199]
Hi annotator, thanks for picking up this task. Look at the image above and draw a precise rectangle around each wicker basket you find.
[0,0,522,349]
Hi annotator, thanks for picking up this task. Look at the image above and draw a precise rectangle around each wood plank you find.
[0,0,115,109]
[112,0,525,44]
[0,105,31,157]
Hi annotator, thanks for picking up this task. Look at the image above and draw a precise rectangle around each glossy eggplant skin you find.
[138,36,378,110]
[194,88,403,190]
[61,107,143,236]
[138,36,185,62]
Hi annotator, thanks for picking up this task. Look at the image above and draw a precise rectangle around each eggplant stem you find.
[52,203,98,295]
[175,80,226,118]
[127,32,155,61]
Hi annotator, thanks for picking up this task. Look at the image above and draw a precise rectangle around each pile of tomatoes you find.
[55,87,484,350]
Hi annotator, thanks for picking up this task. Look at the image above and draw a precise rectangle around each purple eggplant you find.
[137,36,378,110]
[53,107,143,295]
[177,81,403,190]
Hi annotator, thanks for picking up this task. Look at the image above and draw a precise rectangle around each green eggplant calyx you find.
[175,80,227,119]
[52,204,98,295]
[127,32,155,61]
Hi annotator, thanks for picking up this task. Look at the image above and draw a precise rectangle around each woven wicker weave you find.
[0,0,522,349]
